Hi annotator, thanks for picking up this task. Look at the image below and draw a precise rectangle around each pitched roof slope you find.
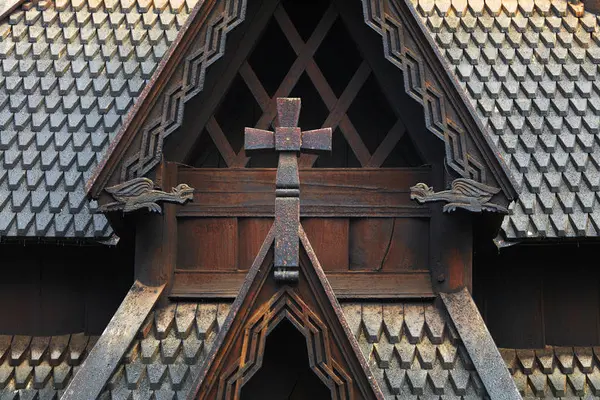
[98,302,230,399]
[0,333,98,399]
[98,300,490,399]
[501,346,600,397]
[343,302,489,399]
[0,0,197,238]
[407,0,600,239]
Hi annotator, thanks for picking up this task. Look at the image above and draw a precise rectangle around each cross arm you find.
[301,128,332,154]
[244,128,275,153]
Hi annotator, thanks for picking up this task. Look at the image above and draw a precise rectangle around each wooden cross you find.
[245,98,332,282]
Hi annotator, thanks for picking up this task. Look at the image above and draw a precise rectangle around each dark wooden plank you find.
[543,265,600,346]
[177,218,238,271]
[170,270,434,298]
[177,168,431,217]
[134,161,179,290]
[349,218,430,272]
[349,218,395,271]
[40,255,84,335]
[238,218,273,271]
[302,218,349,272]
[429,208,473,292]
[0,250,41,334]
[387,218,430,271]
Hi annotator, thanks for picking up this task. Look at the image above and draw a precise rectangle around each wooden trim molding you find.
[170,270,434,299]
[177,168,432,218]
[62,282,164,400]
[188,226,384,399]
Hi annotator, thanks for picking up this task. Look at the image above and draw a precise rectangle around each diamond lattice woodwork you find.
[187,0,425,169]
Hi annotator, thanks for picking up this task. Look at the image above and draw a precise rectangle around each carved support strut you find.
[245,98,332,282]
[410,178,508,213]
[98,177,194,214]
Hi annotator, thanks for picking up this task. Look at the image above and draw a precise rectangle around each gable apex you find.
[189,224,385,399]
[88,0,516,206]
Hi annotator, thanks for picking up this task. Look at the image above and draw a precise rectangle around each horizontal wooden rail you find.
[170,270,434,299]
[176,167,431,217]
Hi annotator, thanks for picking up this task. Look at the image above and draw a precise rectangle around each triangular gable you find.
[88,0,516,203]
[188,224,384,399]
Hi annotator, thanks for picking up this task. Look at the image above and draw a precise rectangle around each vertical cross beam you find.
[245,98,332,282]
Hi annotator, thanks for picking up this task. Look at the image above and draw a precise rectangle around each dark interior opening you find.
[188,0,426,169]
[241,319,330,400]
[473,214,600,348]
[0,233,134,336]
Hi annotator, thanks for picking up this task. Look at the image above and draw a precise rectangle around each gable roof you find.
[89,0,516,209]
[0,0,198,238]
[408,0,600,239]
[5,0,598,240]
[96,299,492,399]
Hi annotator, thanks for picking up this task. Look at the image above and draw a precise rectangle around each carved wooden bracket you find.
[244,98,331,282]
[98,177,194,214]
[410,178,508,213]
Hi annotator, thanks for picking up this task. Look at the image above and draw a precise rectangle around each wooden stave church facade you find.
[0,0,599,398]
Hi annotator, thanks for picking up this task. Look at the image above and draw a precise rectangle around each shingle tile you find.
[0,0,196,239]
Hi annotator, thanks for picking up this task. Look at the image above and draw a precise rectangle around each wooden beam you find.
[134,161,178,295]
[253,4,337,130]
[366,119,407,168]
[170,270,434,299]
[205,117,245,167]
[176,168,431,217]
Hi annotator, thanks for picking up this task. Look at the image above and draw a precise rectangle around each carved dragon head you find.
[410,183,434,203]
[172,183,195,202]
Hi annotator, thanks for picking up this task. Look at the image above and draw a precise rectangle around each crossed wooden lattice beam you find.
[202,3,408,169]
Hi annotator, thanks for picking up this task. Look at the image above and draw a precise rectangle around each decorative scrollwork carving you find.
[361,0,487,182]
[218,287,354,399]
[410,178,508,213]
[98,177,194,214]
[121,0,247,181]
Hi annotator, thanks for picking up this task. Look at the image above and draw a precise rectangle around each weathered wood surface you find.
[177,168,431,217]
[135,162,179,295]
[188,225,384,399]
[170,270,433,299]
[62,281,164,400]
[442,289,521,400]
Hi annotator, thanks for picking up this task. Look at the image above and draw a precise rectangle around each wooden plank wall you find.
[171,167,435,298]
[0,239,134,336]
[473,215,600,348]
